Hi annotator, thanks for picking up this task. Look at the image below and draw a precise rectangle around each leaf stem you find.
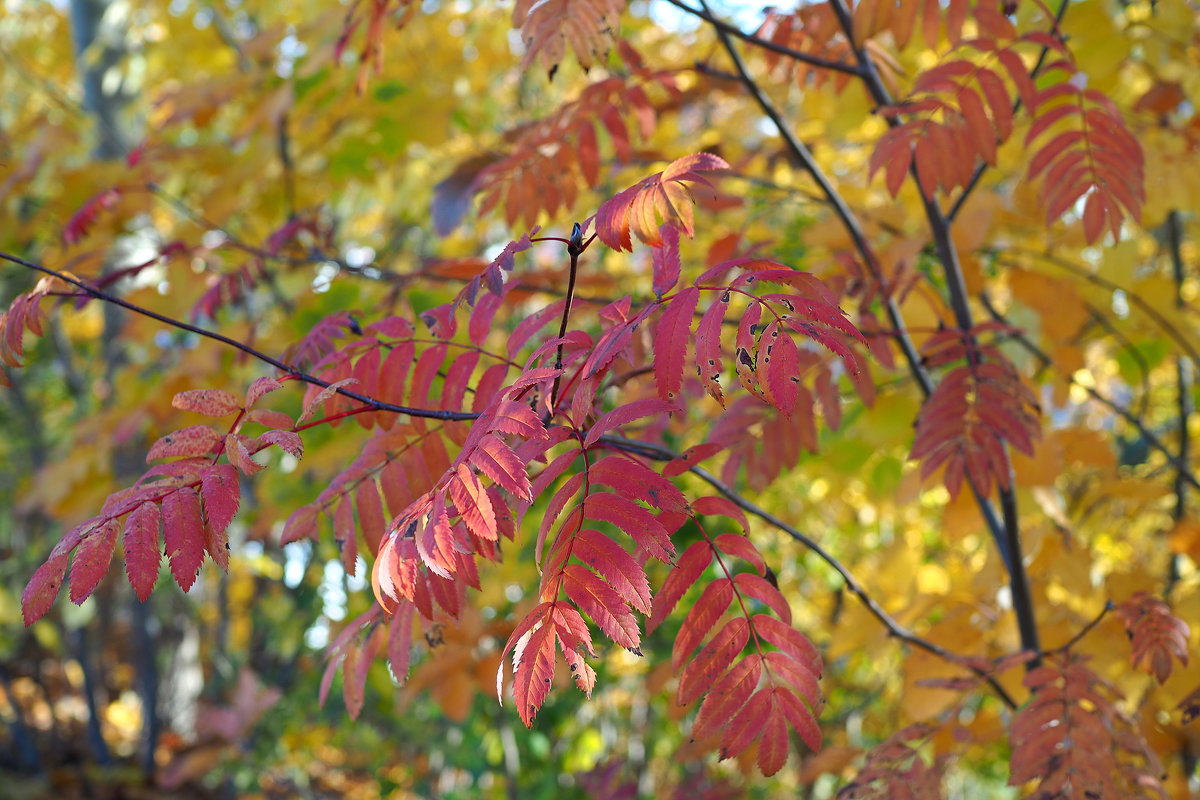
[547,223,584,419]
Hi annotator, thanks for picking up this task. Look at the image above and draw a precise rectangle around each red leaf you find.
[695,296,728,405]
[596,154,729,251]
[22,552,70,625]
[485,400,547,439]
[387,602,415,685]
[449,463,497,543]
[584,398,676,448]
[754,614,822,676]
[588,455,689,513]
[249,408,294,430]
[147,425,222,461]
[763,323,801,415]
[245,376,283,407]
[341,643,364,720]
[355,479,387,555]
[337,496,361,578]
[654,286,698,403]
[471,435,532,501]
[68,519,119,605]
[199,464,240,537]
[511,615,558,726]
[507,298,567,359]
[648,539,712,633]
[1114,592,1190,684]
[162,487,207,592]
[124,501,162,602]
[297,377,358,425]
[719,688,771,759]
[764,650,822,711]
[584,492,675,563]
[281,505,319,544]
[572,528,651,614]
[696,499,751,535]
[258,429,303,458]
[692,653,763,740]
[678,617,750,705]
[537,473,584,566]
[225,434,266,475]
[172,389,241,417]
[734,572,791,623]
[673,577,733,668]
[757,703,790,776]
[663,442,725,477]
[651,222,682,297]
[562,564,641,651]
[415,497,457,578]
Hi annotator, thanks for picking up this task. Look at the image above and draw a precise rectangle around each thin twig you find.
[660,0,863,76]
[0,251,477,422]
[1045,602,1111,656]
[600,432,1019,708]
[549,223,584,418]
[980,292,1200,492]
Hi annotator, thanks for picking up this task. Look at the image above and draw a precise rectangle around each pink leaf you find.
[124,501,162,602]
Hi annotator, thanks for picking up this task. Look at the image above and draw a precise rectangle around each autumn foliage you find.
[2,0,1200,795]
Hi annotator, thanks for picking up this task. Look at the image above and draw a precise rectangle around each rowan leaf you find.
[123,501,162,602]
[648,539,712,633]
[654,286,698,403]
[1113,593,1190,684]
[172,389,241,417]
[162,486,207,592]
[584,492,675,563]
[471,435,532,501]
[147,425,222,461]
[68,518,119,604]
[571,528,651,615]
[596,154,730,251]
[199,464,240,537]
[678,617,750,706]
[584,398,676,448]
[562,563,641,652]
[673,577,733,668]
[587,455,689,513]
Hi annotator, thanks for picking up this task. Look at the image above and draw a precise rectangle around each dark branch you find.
[980,292,1200,493]
[828,0,1041,659]
[1045,602,1111,655]
[599,434,1019,709]
[662,0,863,77]
[0,251,477,422]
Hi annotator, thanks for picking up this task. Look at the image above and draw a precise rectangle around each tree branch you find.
[599,433,1018,709]
[660,0,863,77]
[980,293,1200,493]
[993,246,1200,363]
[1168,209,1191,588]
[0,251,477,422]
[549,223,584,418]
[828,0,1041,660]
